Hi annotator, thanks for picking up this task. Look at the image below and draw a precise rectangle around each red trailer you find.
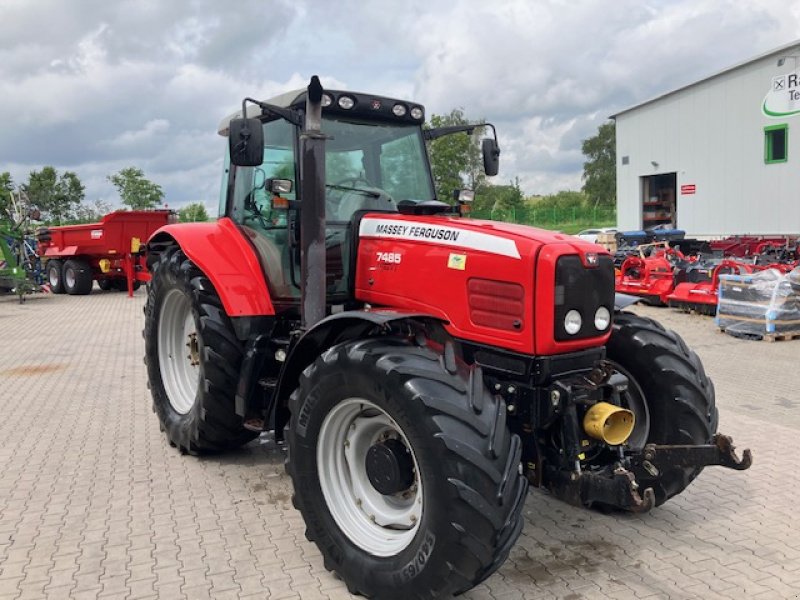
[37,210,173,296]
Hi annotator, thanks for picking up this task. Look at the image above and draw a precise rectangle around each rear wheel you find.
[606,311,718,505]
[47,260,64,294]
[63,259,93,295]
[144,247,257,454]
[285,338,527,598]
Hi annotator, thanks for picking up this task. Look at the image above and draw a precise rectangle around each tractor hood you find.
[358,213,605,261]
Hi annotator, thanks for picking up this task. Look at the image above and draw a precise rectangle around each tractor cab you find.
[219,90,432,306]
[217,87,497,311]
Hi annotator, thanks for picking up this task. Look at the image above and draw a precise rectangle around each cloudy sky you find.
[2,0,800,212]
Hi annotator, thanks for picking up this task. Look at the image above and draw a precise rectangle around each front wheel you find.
[144,247,257,454]
[63,259,93,295]
[607,312,718,505]
[47,260,64,294]
[285,338,528,599]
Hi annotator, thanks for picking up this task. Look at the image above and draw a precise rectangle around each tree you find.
[179,202,209,222]
[426,109,485,202]
[581,122,616,208]
[474,178,524,216]
[23,167,85,224]
[108,167,164,209]
[0,172,14,220]
[73,199,112,223]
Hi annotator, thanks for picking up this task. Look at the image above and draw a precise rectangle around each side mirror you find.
[229,118,264,166]
[482,138,500,176]
[267,179,293,195]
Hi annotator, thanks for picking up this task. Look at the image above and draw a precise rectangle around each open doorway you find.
[640,173,677,229]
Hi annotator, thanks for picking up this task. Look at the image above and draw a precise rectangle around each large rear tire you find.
[144,246,258,454]
[285,338,527,599]
[607,312,718,506]
[63,259,93,295]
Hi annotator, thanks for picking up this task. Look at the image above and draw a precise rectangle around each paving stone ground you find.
[0,289,798,599]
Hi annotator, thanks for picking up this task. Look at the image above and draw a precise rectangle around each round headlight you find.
[410,106,424,120]
[321,94,333,107]
[338,96,355,109]
[594,306,611,331]
[392,103,407,117]
[564,310,582,335]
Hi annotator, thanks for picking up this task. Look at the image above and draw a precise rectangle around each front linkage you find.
[520,358,752,512]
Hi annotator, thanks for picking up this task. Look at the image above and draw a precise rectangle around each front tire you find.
[47,260,64,294]
[285,338,527,599]
[63,259,93,295]
[607,312,718,505]
[144,247,258,454]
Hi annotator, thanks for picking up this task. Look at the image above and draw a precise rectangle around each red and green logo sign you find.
[763,72,800,118]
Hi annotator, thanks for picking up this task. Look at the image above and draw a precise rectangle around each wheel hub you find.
[365,438,415,495]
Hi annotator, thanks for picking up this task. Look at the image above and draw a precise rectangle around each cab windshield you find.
[322,116,435,221]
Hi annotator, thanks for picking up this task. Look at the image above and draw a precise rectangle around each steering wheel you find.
[325,176,377,218]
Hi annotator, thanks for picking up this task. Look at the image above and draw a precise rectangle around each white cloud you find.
[0,0,799,204]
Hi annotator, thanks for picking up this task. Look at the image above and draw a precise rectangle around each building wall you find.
[616,54,800,236]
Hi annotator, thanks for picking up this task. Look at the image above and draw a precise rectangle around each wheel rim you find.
[317,398,423,557]
[49,266,59,287]
[157,288,200,415]
[609,361,651,450]
[64,267,75,289]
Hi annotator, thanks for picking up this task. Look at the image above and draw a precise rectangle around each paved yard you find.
[0,289,798,599]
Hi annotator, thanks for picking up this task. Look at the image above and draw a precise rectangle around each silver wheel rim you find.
[317,398,423,556]
[64,268,75,289]
[49,266,59,287]
[158,289,200,415]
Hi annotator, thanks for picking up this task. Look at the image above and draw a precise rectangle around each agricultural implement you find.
[37,210,172,296]
[614,243,693,304]
[142,77,751,598]
[1,192,44,302]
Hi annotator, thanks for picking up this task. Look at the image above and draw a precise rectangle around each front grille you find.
[468,278,525,331]
[554,255,615,341]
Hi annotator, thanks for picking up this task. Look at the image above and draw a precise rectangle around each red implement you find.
[38,210,172,296]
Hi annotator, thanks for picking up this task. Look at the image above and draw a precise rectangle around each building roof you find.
[610,38,800,119]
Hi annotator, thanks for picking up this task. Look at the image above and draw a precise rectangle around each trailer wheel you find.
[144,247,257,454]
[97,279,113,291]
[285,338,527,598]
[63,259,93,295]
[606,311,718,506]
[47,260,64,294]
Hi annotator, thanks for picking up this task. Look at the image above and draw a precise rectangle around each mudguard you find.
[148,217,274,316]
[275,309,443,406]
[614,292,641,311]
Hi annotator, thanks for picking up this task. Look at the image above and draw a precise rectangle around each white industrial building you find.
[613,40,800,236]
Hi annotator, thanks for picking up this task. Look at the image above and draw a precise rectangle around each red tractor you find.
[143,78,751,598]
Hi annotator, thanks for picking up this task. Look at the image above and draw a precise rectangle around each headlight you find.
[564,310,582,335]
[410,106,424,120]
[594,306,611,331]
[321,94,333,107]
[392,103,407,117]
[338,96,355,109]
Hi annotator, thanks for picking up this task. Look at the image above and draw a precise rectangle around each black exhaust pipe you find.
[299,76,327,329]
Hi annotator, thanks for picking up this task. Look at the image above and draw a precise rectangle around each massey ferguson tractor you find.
[143,77,751,598]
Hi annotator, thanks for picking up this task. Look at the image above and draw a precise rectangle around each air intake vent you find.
[467,278,524,331]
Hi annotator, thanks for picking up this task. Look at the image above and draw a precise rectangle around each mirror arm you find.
[242,97,303,127]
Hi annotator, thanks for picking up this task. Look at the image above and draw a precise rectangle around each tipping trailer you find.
[38,210,172,296]
[143,78,751,598]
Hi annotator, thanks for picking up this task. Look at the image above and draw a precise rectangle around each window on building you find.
[764,124,788,164]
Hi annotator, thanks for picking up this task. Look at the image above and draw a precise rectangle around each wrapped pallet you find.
[716,267,800,340]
